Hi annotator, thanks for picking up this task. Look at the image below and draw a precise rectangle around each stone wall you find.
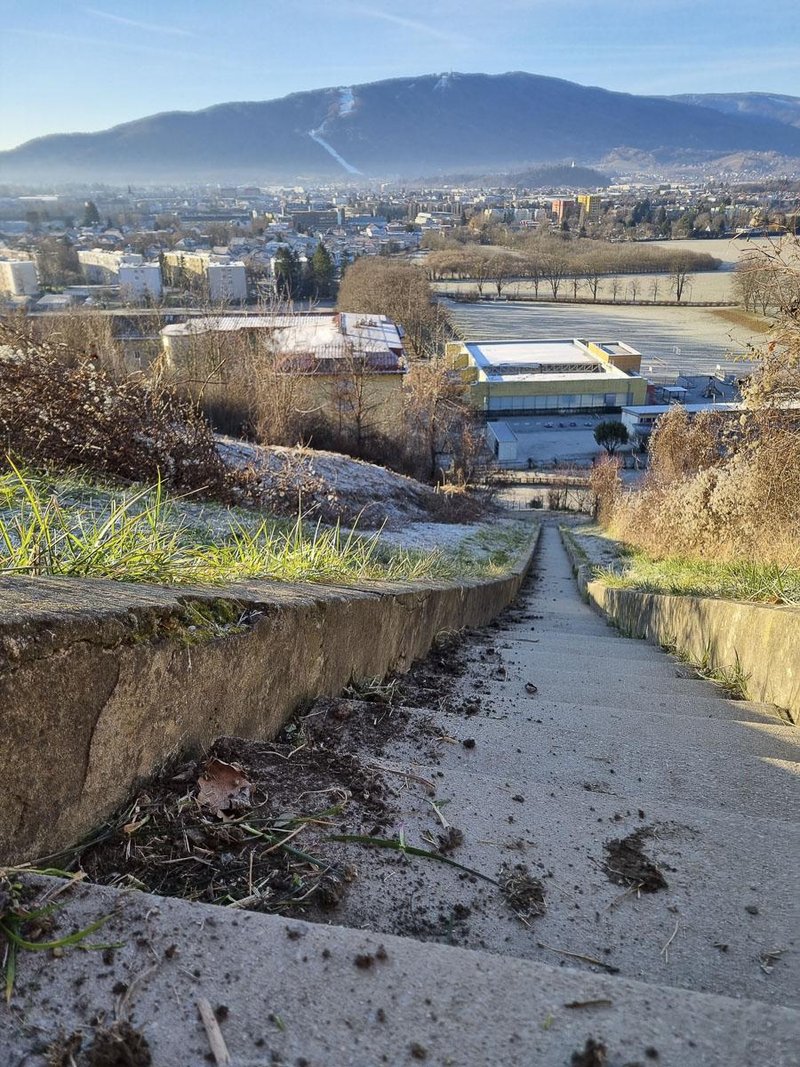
[560,529,799,724]
[0,531,539,864]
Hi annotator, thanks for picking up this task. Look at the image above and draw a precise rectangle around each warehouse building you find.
[448,337,648,416]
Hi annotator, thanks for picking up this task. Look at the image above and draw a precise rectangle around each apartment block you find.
[78,250,143,284]
[0,259,40,296]
[577,194,603,222]
[119,263,162,301]
[162,252,247,303]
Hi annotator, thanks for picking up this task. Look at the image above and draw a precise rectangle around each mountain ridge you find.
[2,71,800,183]
[668,92,800,130]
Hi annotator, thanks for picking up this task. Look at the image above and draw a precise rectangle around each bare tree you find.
[670,255,695,302]
[487,252,519,297]
[542,248,568,300]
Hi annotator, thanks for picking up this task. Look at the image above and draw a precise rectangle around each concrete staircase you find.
[3,521,798,1065]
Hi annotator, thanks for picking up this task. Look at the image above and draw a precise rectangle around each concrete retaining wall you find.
[0,529,539,865]
[560,529,799,724]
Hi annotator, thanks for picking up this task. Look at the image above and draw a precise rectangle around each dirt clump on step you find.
[499,863,547,922]
[603,827,668,893]
[571,1038,608,1067]
[45,1023,152,1067]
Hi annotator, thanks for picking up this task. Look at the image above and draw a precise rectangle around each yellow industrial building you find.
[447,337,648,416]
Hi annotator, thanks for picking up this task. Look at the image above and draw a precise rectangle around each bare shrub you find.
[0,318,236,500]
[589,455,622,524]
[602,239,800,566]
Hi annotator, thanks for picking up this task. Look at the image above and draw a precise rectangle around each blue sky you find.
[1,0,797,150]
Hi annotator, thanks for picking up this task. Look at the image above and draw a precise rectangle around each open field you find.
[433,236,784,305]
[443,298,763,378]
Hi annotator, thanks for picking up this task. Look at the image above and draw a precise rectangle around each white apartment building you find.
[77,250,143,284]
[0,259,40,296]
[119,263,163,301]
[163,252,247,303]
[206,261,247,302]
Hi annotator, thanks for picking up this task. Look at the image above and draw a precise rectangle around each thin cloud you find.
[349,5,467,47]
[5,27,236,68]
[85,7,195,38]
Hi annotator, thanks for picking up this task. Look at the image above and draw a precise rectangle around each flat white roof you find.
[162,312,404,359]
[466,339,596,369]
[465,339,638,384]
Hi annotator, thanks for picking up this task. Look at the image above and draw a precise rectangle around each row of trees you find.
[424,236,718,302]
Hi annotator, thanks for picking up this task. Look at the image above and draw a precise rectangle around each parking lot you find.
[492,414,613,468]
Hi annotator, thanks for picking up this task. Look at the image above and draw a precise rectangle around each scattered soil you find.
[49,577,540,935]
[604,827,668,893]
[571,1038,608,1067]
[88,1022,152,1067]
[45,1023,152,1067]
[64,700,405,916]
[397,630,470,710]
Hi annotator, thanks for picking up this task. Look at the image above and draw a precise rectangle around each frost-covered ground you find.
[216,435,484,529]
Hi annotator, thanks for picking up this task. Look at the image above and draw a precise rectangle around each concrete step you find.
[459,652,737,699]
[416,688,787,727]
[3,877,798,1067]
[452,667,758,721]
[468,647,739,695]
[323,754,799,1008]
[493,605,615,636]
[497,630,692,661]
[389,699,799,820]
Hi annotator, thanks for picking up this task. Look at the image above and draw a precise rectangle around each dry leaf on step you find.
[197,757,253,817]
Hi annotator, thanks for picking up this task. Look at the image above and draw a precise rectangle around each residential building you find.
[162,251,247,303]
[577,194,603,222]
[119,263,163,301]
[205,261,247,302]
[551,198,576,223]
[448,338,648,417]
[0,259,39,296]
[161,312,407,432]
[77,250,143,284]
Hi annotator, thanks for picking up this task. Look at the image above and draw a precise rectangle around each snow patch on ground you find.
[308,129,362,175]
[338,87,356,115]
